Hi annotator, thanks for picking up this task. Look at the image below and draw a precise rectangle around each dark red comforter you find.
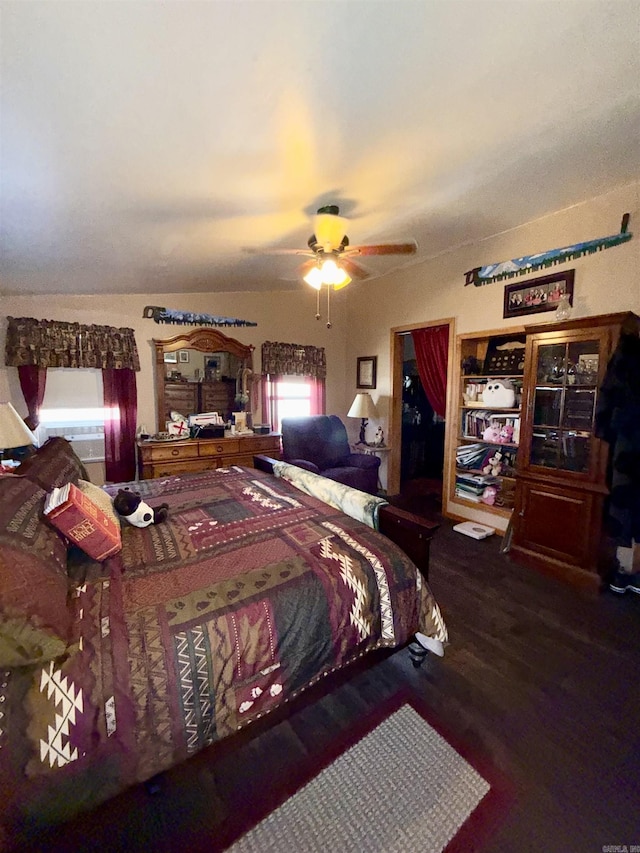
[0,466,446,841]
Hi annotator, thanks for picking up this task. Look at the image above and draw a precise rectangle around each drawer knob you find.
[171,449,179,456]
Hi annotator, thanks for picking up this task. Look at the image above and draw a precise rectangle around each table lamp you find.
[347,392,378,445]
[0,402,38,463]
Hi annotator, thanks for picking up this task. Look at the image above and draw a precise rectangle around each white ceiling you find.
[1,1,639,296]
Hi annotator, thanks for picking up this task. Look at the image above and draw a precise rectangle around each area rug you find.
[218,692,512,853]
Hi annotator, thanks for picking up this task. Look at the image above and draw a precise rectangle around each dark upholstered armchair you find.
[281,415,381,495]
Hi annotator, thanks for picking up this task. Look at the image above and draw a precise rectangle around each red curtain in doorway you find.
[103,368,137,482]
[18,365,47,429]
[411,325,449,418]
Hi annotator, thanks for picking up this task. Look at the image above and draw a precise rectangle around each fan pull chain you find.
[326,285,331,329]
[316,288,320,321]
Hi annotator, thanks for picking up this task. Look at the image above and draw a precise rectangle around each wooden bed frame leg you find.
[408,641,429,668]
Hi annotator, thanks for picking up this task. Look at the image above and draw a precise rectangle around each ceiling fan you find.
[249,205,417,288]
[246,205,417,327]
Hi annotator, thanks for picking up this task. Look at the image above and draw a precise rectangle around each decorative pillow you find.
[45,481,122,562]
[0,476,71,667]
[18,437,90,490]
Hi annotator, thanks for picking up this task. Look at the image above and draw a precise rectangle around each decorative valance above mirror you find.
[153,328,254,431]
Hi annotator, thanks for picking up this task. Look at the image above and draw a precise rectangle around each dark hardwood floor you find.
[26,505,640,853]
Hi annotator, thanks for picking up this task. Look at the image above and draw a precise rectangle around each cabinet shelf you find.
[447,326,527,528]
[452,494,513,517]
[459,436,519,449]
[461,374,523,381]
[460,405,520,413]
[455,468,516,483]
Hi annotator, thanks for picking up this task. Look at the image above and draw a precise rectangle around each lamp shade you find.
[347,393,378,420]
[0,402,38,450]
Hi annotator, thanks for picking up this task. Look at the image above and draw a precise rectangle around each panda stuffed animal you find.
[113,489,169,528]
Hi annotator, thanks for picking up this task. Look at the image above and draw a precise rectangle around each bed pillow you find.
[0,475,71,667]
[45,481,122,562]
[18,436,90,490]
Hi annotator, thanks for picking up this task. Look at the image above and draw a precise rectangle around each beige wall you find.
[344,180,639,508]
[2,182,638,493]
[0,289,348,432]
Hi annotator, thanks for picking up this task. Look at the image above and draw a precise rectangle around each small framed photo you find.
[178,350,190,363]
[357,356,377,389]
[163,351,178,364]
[503,269,575,319]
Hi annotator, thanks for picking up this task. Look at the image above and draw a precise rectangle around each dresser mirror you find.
[153,328,254,431]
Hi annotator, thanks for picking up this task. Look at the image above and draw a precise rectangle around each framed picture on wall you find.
[178,350,190,363]
[357,356,377,389]
[503,269,575,319]
[163,351,178,364]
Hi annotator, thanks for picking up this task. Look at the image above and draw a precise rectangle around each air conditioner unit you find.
[42,425,105,463]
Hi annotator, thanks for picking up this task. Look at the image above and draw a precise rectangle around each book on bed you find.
[44,482,121,560]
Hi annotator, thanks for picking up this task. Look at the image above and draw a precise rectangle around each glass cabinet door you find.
[529,338,600,473]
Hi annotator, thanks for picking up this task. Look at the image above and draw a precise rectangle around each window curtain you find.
[261,375,277,431]
[17,365,47,429]
[261,342,326,379]
[261,342,326,430]
[103,368,137,483]
[260,375,325,432]
[5,317,140,370]
[309,377,325,415]
[411,325,449,418]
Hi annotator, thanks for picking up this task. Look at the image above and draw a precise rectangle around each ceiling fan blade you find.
[340,257,370,280]
[345,242,417,256]
[242,247,315,256]
[298,258,320,277]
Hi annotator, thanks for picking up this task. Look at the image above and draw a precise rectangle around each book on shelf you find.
[44,482,121,561]
[456,472,499,488]
[455,487,483,503]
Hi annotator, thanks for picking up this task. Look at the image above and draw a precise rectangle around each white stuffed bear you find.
[481,379,516,408]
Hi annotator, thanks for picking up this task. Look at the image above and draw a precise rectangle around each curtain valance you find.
[5,317,140,371]
[261,341,326,379]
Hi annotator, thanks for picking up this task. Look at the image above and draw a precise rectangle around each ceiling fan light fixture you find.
[332,271,352,290]
[303,265,323,289]
[313,211,347,252]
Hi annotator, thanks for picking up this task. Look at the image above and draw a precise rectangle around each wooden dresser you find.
[137,434,281,479]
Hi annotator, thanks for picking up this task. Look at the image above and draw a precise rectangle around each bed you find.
[0,438,447,846]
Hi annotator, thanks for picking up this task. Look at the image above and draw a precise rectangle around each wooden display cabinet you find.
[445,326,525,531]
[510,311,639,591]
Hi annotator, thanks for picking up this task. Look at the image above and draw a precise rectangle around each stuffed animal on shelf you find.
[497,424,514,444]
[481,379,516,408]
[482,450,504,476]
[481,485,498,505]
[113,489,169,528]
[482,421,502,442]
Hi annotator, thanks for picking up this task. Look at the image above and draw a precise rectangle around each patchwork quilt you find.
[0,465,447,841]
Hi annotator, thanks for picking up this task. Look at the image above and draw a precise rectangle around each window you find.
[265,376,316,433]
[37,369,107,462]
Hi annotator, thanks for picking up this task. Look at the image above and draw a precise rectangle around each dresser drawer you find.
[146,442,199,462]
[245,436,281,453]
[149,459,217,478]
[199,439,240,457]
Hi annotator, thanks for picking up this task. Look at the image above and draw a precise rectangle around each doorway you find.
[388,319,455,512]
